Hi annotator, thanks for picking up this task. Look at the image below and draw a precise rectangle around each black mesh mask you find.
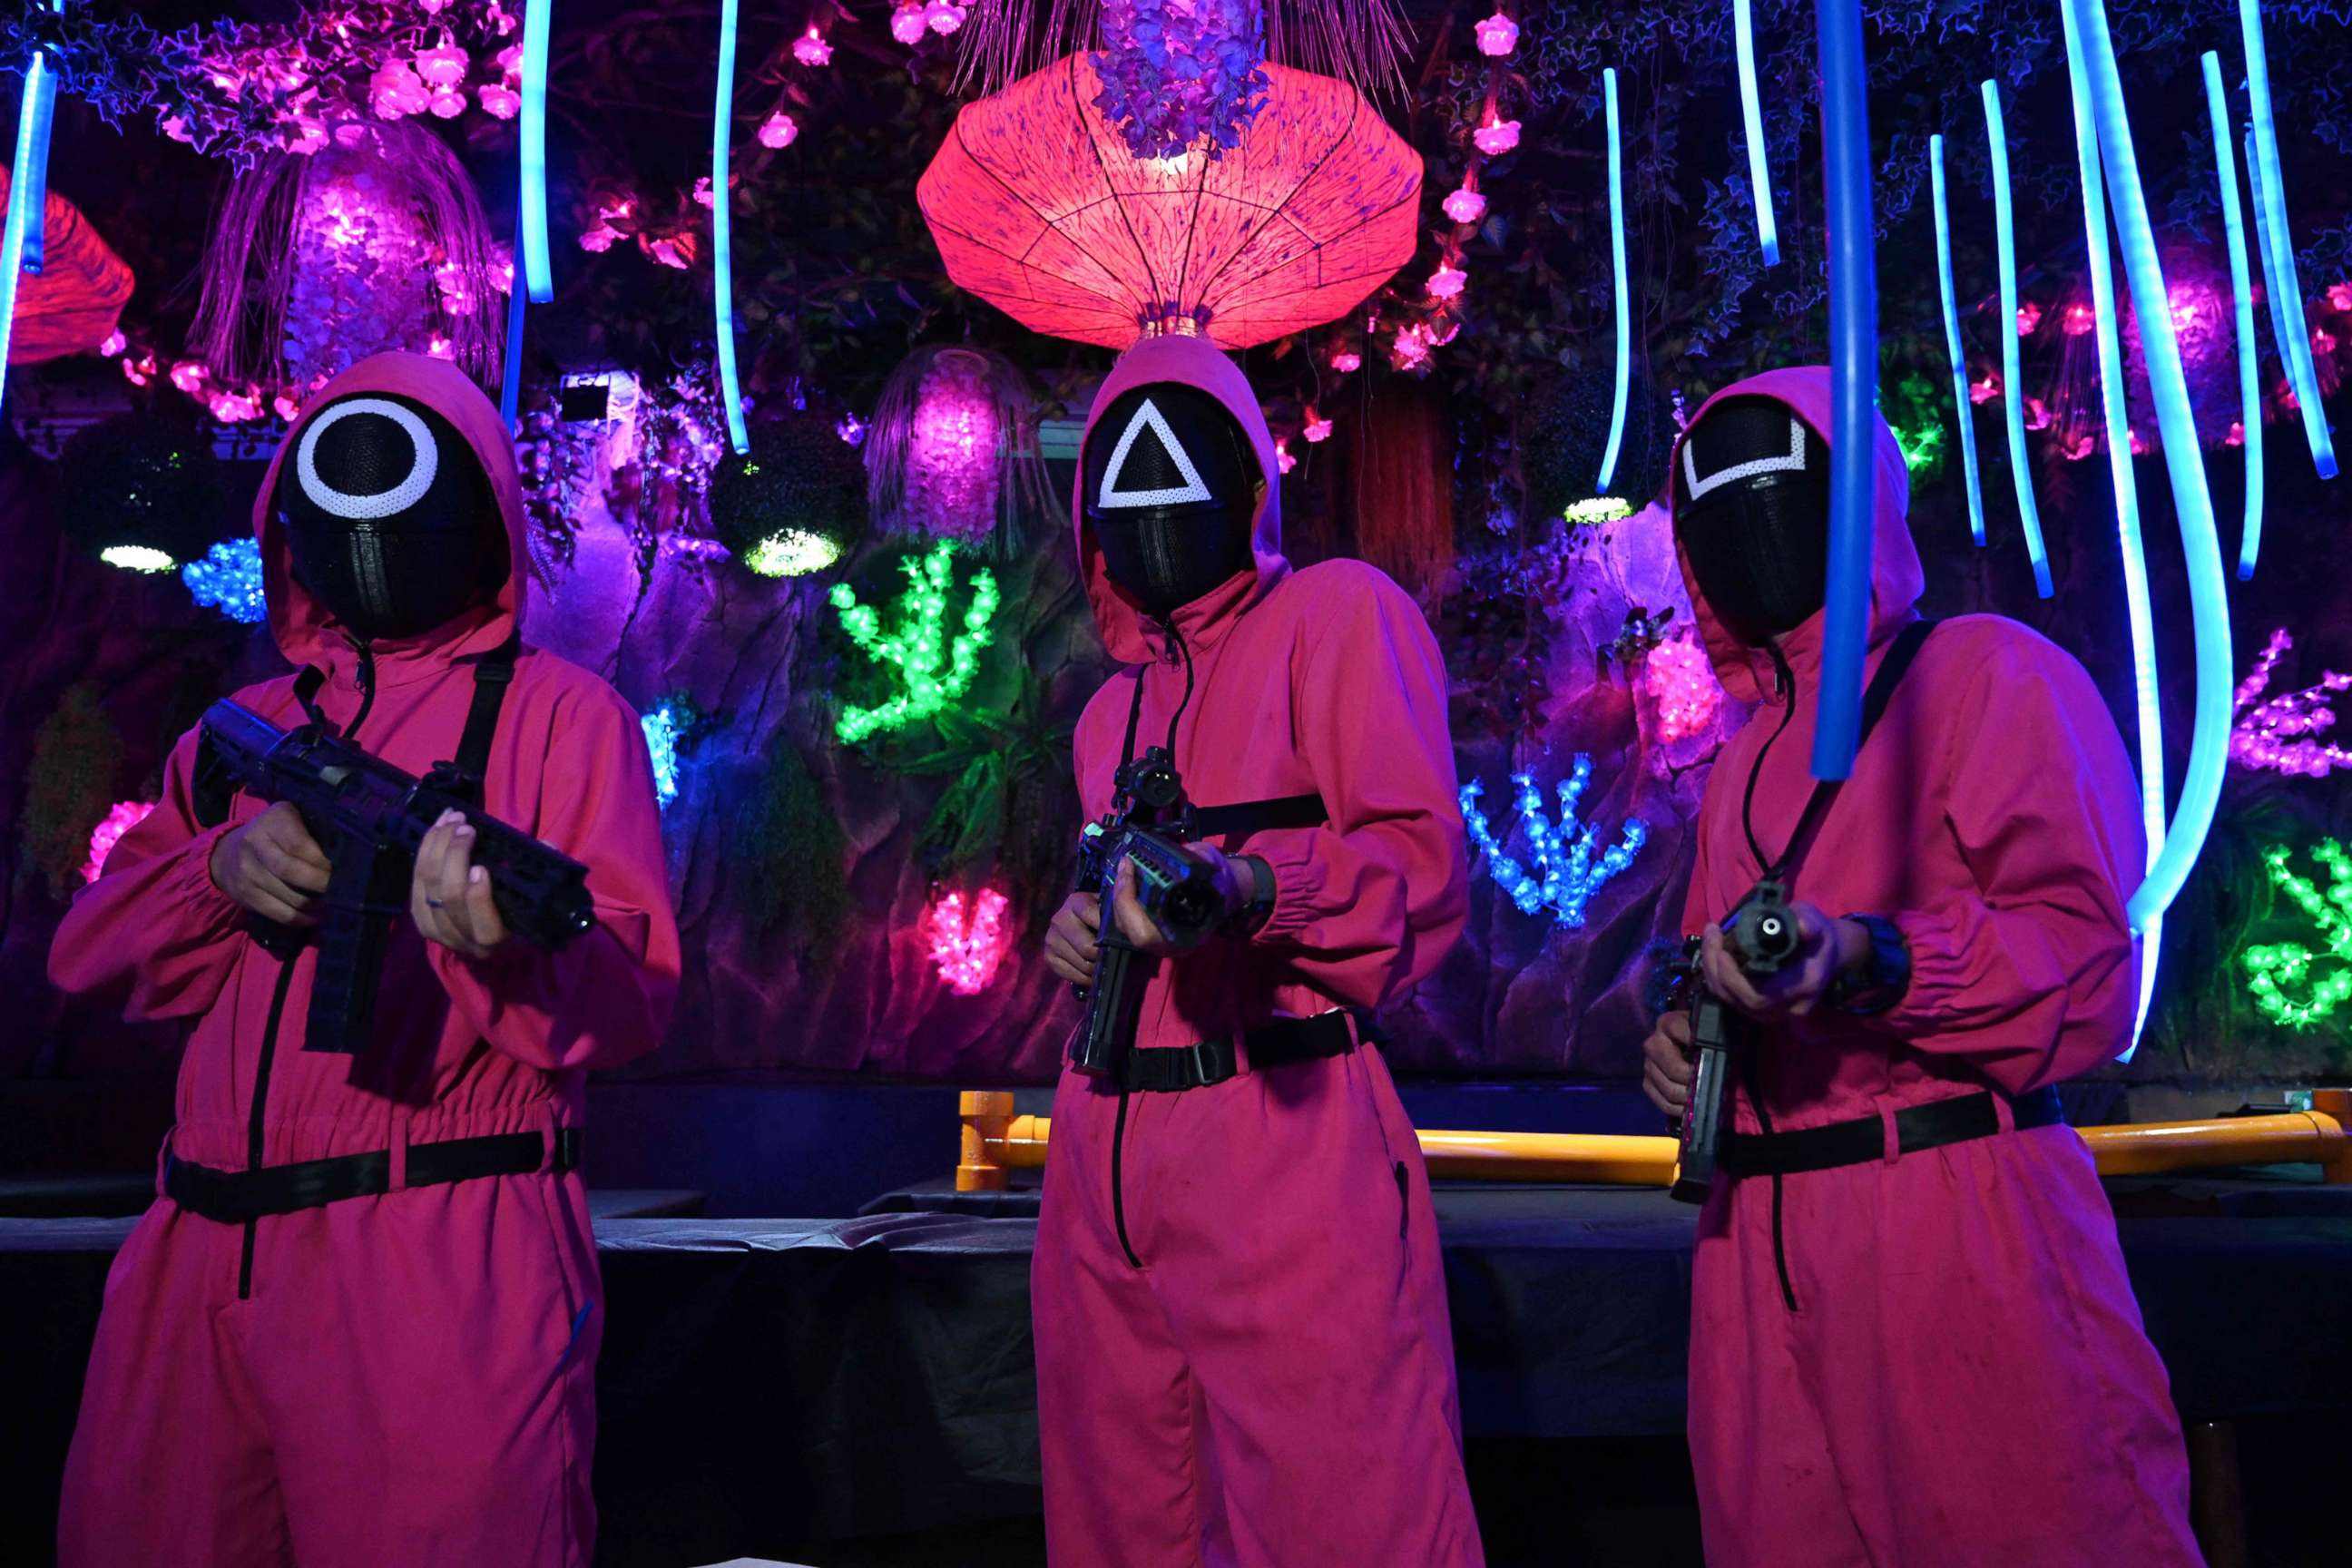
[276,392,509,640]
[1082,381,1259,616]
[1672,396,1832,646]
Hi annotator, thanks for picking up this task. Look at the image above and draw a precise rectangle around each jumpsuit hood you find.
[1669,367,1926,705]
[1073,334,1288,664]
[255,351,529,679]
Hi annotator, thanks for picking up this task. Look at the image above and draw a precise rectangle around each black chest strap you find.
[424,635,522,808]
[1763,618,1938,889]
[1191,793,1328,840]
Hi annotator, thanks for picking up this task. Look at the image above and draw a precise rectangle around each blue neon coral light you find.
[2200,54,2265,581]
[1981,81,2053,599]
[1929,135,1987,547]
[2239,0,2337,480]
[519,0,554,304]
[711,0,750,455]
[1596,68,1630,495]
[2063,0,2235,940]
[1808,0,1876,781]
[1731,0,1779,268]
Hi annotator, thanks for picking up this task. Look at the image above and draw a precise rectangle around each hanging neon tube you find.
[2061,0,2163,1052]
[1809,0,1875,779]
[1980,81,2053,599]
[2200,54,2264,582]
[711,0,750,454]
[2241,129,2299,445]
[1929,135,1987,547]
[0,47,54,402]
[1596,67,1630,494]
[2239,0,2337,480]
[19,51,52,272]
[500,211,527,427]
[519,0,554,304]
[1731,0,1779,267]
[2063,0,2234,938]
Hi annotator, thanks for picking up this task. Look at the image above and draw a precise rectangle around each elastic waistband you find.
[1112,1009,1365,1093]
[165,1129,580,1224]
[1720,1085,2065,1179]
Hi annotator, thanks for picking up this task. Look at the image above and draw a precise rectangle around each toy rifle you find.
[192,698,597,1056]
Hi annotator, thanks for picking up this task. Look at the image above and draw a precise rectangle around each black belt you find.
[1718,1086,2064,1178]
[165,1129,582,1224]
[1117,1010,1363,1093]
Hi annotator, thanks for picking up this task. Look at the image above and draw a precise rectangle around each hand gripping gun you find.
[1665,877,1801,1204]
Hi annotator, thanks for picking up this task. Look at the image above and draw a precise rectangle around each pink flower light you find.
[479,82,518,118]
[426,333,456,360]
[83,802,156,885]
[208,387,263,422]
[1968,371,1998,406]
[1331,349,1361,373]
[1427,265,1467,300]
[98,331,124,357]
[794,27,833,66]
[413,39,470,88]
[693,175,716,210]
[368,58,429,119]
[2015,301,2043,337]
[1303,408,1333,442]
[426,83,467,119]
[1275,436,1297,475]
[2063,301,2095,336]
[1442,185,1486,224]
[642,233,694,270]
[759,110,799,149]
[2024,396,2053,431]
[2232,627,2352,778]
[2327,282,2352,312]
[925,2,969,35]
[922,887,1013,995]
[1645,633,1722,744]
[1473,116,1522,156]
[1393,324,1433,369]
[1475,10,1520,55]
[891,3,928,44]
[170,360,209,394]
[274,394,303,421]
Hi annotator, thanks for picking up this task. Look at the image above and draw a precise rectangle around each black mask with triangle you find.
[1082,381,1259,616]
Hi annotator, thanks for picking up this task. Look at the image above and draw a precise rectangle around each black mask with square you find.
[1082,381,1259,616]
[1672,396,1832,645]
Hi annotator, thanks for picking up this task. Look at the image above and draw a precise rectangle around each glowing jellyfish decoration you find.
[923,887,1014,995]
[83,800,156,885]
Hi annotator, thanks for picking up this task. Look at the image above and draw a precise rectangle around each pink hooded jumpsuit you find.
[1032,334,1485,1567]
[1673,369,2200,1566]
[50,353,680,1568]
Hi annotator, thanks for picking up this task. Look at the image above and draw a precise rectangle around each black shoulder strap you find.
[1768,618,1937,883]
[1191,793,1328,840]
[427,635,521,807]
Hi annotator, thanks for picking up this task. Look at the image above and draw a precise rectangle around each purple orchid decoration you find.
[1091,0,1270,162]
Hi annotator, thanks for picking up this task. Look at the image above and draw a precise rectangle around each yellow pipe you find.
[956,1095,2348,1191]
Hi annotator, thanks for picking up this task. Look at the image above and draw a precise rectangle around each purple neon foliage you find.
[1090,0,1269,162]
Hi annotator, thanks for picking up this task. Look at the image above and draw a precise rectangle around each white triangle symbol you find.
[1096,397,1213,509]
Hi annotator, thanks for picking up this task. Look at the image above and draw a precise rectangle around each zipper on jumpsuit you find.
[238,641,376,1299]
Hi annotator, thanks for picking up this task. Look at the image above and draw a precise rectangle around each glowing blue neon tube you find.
[2200,55,2264,581]
[712,0,750,455]
[2241,128,2298,438]
[18,57,51,273]
[1732,0,1779,267]
[500,212,527,427]
[1596,68,1630,494]
[1929,136,1987,548]
[2063,0,2234,937]
[1809,0,1875,780]
[2063,0,2163,1052]
[1981,81,2053,599]
[519,0,554,304]
[2239,0,2337,480]
[0,49,53,402]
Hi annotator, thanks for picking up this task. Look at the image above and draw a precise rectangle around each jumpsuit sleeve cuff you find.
[1866,909,1964,1037]
[1246,839,1324,946]
[169,824,246,937]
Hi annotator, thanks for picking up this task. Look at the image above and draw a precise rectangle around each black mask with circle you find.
[275,392,509,640]
[1082,381,1259,616]
[1672,396,1833,647]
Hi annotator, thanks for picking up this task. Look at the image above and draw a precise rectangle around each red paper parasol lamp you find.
[917,54,1421,350]
[0,176,132,363]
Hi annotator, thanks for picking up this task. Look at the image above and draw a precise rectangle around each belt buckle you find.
[1182,1039,1223,1088]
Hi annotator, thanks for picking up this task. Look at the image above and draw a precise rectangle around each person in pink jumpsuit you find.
[1034,333,1485,1567]
[1642,367,2201,1566]
[50,351,680,1568]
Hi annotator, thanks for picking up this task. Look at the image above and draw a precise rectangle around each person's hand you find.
[210,802,331,926]
[1699,902,1868,1023]
[411,809,508,959]
[1106,841,1251,957]
[1642,1009,1696,1116]
[1044,889,1102,986]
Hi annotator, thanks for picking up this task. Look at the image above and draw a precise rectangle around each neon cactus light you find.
[2242,841,2352,1028]
[923,887,1013,995]
[1461,757,1648,928]
[2231,628,2352,779]
[829,542,1000,743]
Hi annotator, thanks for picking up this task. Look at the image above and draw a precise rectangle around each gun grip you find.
[301,840,407,1055]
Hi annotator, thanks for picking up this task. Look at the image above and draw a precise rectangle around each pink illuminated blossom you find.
[2226,421,2245,448]
[2128,427,2149,455]
[794,27,833,66]
[1275,437,1297,475]
[208,387,263,422]
[2328,282,2352,311]
[426,333,456,360]
[642,233,694,270]
[426,83,467,119]
[1427,265,1466,300]
[759,110,799,148]
[1475,10,1520,56]
[479,83,520,118]
[83,802,156,885]
[274,393,303,421]
[926,2,969,35]
[2015,301,2043,337]
[368,59,429,119]
[1968,371,1998,406]
[1331,350,1361,373]
[1473,117,1522,156]
[2024,396,2053,431]
[1393,325,1433,369]
[2232,628,2352,778]
[922,887,1013,994]
[99,331,125,357]
[693,175,716,210]
[1442,185,1486,224]
[891,4,928,44]
[161,115,193,144]
[1303,410,1333,443]
[413,39,470,88]
[170,360,209,394]
[1645,634,1722,744]
[579,221,622,252]
[2063,301,2095,335]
